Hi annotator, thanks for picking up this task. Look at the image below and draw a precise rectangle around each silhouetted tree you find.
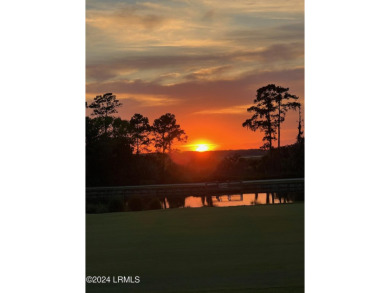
[281,100,303,143]
[297,104,304,143]
[243,84,301,150]
[112,118,134,152]
[243,86,278,150]
[112,118,130,139]
[86,117,102,144]
[272,85,299,149]
[152,113,187,153]
[88,93,122,134]
[129,113,151,154]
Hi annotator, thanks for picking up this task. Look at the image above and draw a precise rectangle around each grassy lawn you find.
[86,203,304,293]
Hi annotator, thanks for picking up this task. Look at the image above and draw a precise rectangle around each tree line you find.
[86,93,187,154]
[86,93,189,187]
[85,85,304,187]
[87,84,303,156]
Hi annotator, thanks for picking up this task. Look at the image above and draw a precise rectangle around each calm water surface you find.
[87,190,303,213]
[162,193,294,209]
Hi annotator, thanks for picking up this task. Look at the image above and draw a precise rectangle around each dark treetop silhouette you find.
[243,84,301,150]
[152,113,187,154]
[129,114,152,155]
[88,93,122,134]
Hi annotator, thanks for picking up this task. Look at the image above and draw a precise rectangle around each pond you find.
[161,192,298,209]
[86,191,303,213]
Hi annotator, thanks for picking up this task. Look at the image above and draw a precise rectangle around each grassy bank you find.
[86,203,304,293]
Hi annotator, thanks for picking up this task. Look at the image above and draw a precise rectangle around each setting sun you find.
[195,144,210,152]
[183,140,217,152]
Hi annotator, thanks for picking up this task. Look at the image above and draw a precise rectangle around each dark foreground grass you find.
[86,203,304,293]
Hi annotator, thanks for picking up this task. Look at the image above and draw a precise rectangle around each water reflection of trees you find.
[275,192,289,203]
[165,195,186,208]
[86,191,304,213]
[200,195,214,207]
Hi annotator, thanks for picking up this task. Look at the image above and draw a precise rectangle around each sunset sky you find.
[86,0,304,150]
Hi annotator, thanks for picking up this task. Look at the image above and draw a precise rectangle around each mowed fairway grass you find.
[86,203,304,293]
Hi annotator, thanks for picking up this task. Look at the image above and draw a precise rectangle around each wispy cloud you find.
[86,0,304,80]
[86,68,304,114]
[86,93,179,107]
[124,95,180,107]
[193,104,252,115]
[86,42,303,83]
